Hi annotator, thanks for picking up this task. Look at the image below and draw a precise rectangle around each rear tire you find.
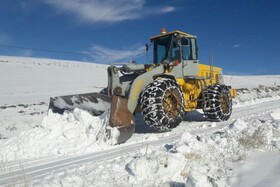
[203,84,232,121]
[140,78,184,131]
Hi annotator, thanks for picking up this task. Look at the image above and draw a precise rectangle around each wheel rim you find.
[220,91,230,113]
[163,89,181,118]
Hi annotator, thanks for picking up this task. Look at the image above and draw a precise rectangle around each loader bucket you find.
[49,92,111,116]
[108,95,135,144]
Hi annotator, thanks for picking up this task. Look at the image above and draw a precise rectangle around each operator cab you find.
[150,29,198,65]
[150,29,199,76]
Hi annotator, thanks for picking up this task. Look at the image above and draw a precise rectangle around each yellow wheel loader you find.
[49,29,237,144]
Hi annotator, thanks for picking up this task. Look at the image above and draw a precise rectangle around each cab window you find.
[190,38,198,60]
[181,37,190,60]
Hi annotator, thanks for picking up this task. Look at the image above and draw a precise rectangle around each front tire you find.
[140,78,184,131]
[203,84,232,121]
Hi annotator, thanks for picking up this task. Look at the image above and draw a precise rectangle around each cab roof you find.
[150,30,196,41]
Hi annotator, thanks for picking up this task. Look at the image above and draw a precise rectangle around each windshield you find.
[153,35,172,64]
[153,35,198,64]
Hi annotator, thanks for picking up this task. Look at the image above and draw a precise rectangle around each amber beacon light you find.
[161,28,167,34]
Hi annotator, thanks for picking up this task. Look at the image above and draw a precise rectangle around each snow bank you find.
[271,109,280,121]
[126,116,280,186]
[184,117,280,186]
[224,75,280,89]
[0,109,119,162]
[2,86,280,186]
[230,151,280,186]
[35,112,280,186]
[234,86,280,105]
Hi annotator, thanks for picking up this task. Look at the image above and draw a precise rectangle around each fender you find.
[127,65,177,113]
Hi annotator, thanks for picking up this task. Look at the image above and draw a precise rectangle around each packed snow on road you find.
[0,56,280,186]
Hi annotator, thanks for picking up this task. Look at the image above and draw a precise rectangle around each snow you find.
[0,55,107,105]
[0,108,126,162]
[230,151,280,187]
[224,75,280,89]
[56,97,109,111]
[29,115,280,186]
[0,55,280,186]
[271,110,280,121]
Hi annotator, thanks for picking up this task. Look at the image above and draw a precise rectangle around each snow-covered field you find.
[0,55,280,186]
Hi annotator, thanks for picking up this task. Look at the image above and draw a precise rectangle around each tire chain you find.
[140,78,184,131]
[203,84,232,121]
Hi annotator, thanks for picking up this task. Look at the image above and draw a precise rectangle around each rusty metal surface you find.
[109,95,135,128]
[109,95,135,143]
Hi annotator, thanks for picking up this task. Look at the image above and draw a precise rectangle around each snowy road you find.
[1,98,280,186]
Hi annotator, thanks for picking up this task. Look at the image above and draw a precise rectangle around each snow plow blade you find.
[49,92,111,115]
[49,93,135,144]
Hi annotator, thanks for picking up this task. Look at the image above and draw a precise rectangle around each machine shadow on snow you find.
[134,113,160,134]
[134,110,206,134]
[182,110,206,122]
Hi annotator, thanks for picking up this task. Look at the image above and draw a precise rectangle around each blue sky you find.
[0,0,279,75]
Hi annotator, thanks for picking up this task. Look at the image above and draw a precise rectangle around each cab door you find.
[181,37,199,77]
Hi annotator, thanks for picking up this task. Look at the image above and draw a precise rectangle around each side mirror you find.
[145,44,149,52]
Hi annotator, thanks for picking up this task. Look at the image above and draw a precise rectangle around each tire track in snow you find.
[1,99,280,185]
